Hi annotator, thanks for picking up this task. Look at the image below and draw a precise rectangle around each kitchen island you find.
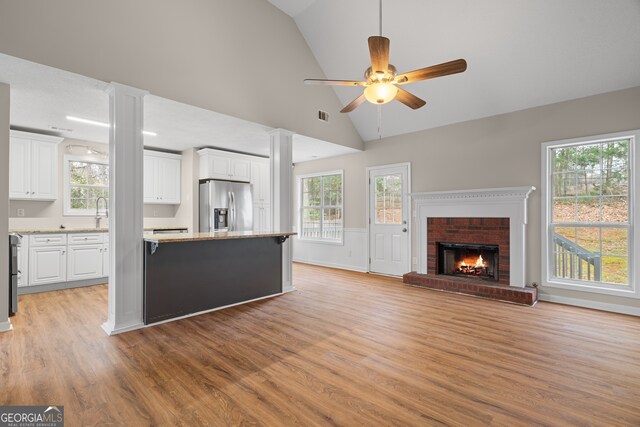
[143,231,296,325]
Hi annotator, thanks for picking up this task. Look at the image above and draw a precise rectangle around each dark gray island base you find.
[143,231,295,325]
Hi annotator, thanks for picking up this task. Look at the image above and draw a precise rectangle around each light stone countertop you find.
[144,231,296,243]
[9,226,188,234]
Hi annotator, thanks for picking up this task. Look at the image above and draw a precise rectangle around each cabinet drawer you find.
[68,233,104,245]
[30,234,67,247]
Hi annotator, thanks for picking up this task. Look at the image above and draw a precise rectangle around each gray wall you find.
[0,0,363,151]
[293,86,640,310]
[0,83,9,329]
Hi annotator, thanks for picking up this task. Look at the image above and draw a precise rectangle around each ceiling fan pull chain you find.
[378,105,382,139]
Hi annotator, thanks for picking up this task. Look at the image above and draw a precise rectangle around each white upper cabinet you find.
[198,148,252,183]
[143,150,181,205]
[250,158,270,204]
[9,131,62,200]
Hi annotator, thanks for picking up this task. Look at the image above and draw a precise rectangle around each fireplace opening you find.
[437,242,499,282]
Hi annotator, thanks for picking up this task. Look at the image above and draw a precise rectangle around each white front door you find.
[369,164,410,276]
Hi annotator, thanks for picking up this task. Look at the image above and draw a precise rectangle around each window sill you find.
[543,278,638,298]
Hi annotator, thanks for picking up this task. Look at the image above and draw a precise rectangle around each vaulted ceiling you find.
[269,0,640,141]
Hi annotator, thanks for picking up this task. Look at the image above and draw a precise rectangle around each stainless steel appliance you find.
[9,233,21,316]
[200,180,253,232]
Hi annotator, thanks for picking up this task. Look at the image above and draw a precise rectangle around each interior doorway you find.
[367,163,411,276]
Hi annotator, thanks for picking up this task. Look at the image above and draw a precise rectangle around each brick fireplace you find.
[428,217,510,285]
[404,187,537,305]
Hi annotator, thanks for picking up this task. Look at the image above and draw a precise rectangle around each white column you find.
[269,129,294,293]
[0,83,11,333]
[102,83,147,335]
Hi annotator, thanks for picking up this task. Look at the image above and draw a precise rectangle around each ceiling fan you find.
[304,0,467,113]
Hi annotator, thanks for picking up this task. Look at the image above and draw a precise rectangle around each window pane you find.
[552,146,577,172]
[602,196,628,223]
[322,208,342,241]
[601,228,628,257]
[375,174,402,224]
[576,197,600,223]
[552,198,576,223]
[301,208,321,239]
[601,256,628,285]
[70,162,88,185]
[323,174,341,206]
[302,177,321,206]
[551,172,577,197]
[87,163,109,186]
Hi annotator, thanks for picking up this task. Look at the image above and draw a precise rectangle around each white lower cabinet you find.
[29,246,67,286]
[67,244,104,281]
[21,232,109,289]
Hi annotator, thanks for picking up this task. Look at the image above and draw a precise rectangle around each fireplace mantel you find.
[410,186,535,287]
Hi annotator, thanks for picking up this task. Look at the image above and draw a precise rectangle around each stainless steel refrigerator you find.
[199,180,253,232]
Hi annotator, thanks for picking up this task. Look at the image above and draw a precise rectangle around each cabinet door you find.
[9,137,31,199]
[29,246,67,285]
[17,240,29,287]
[143,154,159,203]
[102,244,110,278]
[209,155,231,179]
[67,244,103,281]
[30,140,57,200]
[250,160,270,203]
[230,158,251,182]
[159,157,181,204]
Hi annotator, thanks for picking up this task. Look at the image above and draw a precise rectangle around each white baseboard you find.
[101,320,145,336]
[293,258,368,273]
[0,320,13,333]
[539,294,640,317]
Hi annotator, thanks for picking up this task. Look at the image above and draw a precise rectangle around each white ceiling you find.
[271,0,640,141]
[0,53,358,163]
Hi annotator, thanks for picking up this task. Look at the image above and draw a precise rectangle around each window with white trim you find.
[542,130,639,296]
[64,156,109,216]
[298,171,343,243]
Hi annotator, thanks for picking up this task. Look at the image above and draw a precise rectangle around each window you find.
[542,130,639,297]
[64,156,109,216]
[374,174,403,224]
[298,171,343,243]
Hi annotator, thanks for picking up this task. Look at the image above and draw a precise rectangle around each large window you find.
[542,130,639,296]
[298,171,343,243]
[64,156,109,216]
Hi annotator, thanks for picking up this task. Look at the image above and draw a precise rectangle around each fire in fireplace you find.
[438,242,499,281]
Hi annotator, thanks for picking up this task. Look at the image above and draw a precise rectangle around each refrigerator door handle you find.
[229,191,236,231]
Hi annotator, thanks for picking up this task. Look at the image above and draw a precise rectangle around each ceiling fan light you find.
[364,82,398,105]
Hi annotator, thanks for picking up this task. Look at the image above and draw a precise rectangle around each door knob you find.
[402,228,407,232]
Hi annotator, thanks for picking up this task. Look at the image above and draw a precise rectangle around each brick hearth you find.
[403,271,537,306]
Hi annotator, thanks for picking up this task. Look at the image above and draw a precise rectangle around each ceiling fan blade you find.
[395,87,427,110]
[304,79,365,86]
[368,36,390,73]
[395,59,467,85]
[340,94,366,113]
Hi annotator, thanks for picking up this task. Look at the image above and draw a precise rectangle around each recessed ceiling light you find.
[66,115,157,136]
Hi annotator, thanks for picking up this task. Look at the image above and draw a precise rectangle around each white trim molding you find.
[410,186,535,287]
[541,129,640,299]
[539,293,640,317]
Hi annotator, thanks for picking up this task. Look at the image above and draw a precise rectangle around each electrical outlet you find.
[17,209,25,217]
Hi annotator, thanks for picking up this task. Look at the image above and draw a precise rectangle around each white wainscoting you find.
[293,228,368,272]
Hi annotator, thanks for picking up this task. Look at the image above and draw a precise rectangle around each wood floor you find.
[2,263,640,426]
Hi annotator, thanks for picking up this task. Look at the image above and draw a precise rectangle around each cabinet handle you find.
[31,192,35,195]
[62,250,66,255]
[25,191,29,194]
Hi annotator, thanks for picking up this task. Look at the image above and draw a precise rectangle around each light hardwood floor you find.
[2,263,640,426]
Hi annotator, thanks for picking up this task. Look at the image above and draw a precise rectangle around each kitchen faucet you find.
[96,196,108,229]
